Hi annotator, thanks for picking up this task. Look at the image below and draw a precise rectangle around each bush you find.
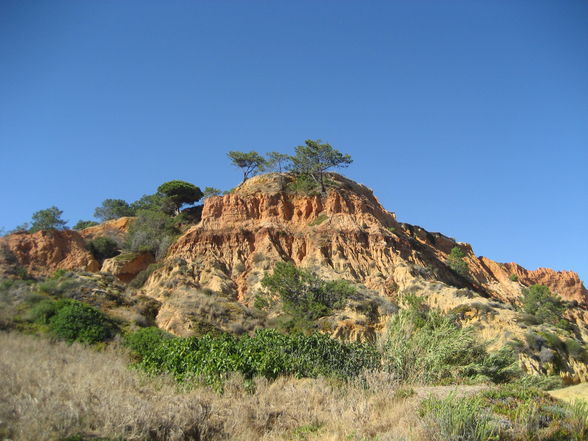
[124,327,173,357]
[126,210,178,259]
[73,220,99,230]
[134,329,379,386]
[86,236,120,261]
[383,297,520,384]
[261,262,355,325]
[420,395,499,441]
[47,299,118,344]
[446,246,469,278]
[520,284,566,327]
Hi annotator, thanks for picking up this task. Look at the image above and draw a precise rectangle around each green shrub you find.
[420,395,499,441]
[126,210,178,259]
[28,299,59,324]
[124,327,173,357]
[48,299,117,344]
[73,220,99,230]
[509,274,519,282]
[261,262,355,323]
[308,214,328,226]
[446,246,469,278]
[383,298,519,384]
[565,339,588,362]
[134,329,379,386]
[520,284,566,327]
[86,236,120,261]
[285,173,321,195]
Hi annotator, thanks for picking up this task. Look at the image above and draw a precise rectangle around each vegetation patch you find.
[127,328,379,386]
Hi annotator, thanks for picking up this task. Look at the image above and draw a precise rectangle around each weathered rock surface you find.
[101,252,155,283]
[0,229,99,277]
[80,217,134,241]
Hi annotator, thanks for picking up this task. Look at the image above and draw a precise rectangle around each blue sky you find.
[1,0,586,281]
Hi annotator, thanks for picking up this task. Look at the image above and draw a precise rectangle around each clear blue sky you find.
[1,0,586,282]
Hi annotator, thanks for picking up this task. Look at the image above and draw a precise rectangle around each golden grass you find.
[0,332,425,441]
[549,383,588,404]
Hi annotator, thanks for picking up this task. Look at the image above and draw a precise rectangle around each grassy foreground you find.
[1,332,587,441]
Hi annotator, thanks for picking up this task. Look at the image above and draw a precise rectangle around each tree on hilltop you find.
[290,139,352,192]
[29,206,68,232]
[157,180,203,214]
[94,199,135,222]
[227,151,266,183]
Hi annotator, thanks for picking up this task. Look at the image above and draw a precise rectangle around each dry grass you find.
[0,332,425,441]
[549,383,588,404]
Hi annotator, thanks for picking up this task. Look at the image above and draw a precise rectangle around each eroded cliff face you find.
[2,173,586,381]
[138,173,588,381]
[0,229,99,277]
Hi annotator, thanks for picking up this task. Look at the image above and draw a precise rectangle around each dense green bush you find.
[130,328,379,385]
[86,236,120,261]
[261,262,355,323]
[124,326,173,357]
[94,199,135,222]
[46,299,117,344]
[126,209,179,259]
[446,246,469,278]
[520,284,566,327]
[383,296,520,384]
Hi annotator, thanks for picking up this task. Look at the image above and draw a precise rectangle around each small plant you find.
[128,263,161,289]
[308,213,328,226]
[446,246,469,278]
[73,220,99,230]
[420,394,499,441]
[86,236,120,261]
[520,284,566,327]
[509,274,519,282]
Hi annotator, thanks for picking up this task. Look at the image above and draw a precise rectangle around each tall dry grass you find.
[0,332,424,441]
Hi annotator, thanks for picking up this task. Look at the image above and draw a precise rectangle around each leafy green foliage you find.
[73,220,99,230]
[290,139,352,192]
[156,180,203,213]
[94,199,135,222]
[29,206,67,232]
[86,236,120,261]
[384,296,520,384]
[261,262,355,324]
[227,150,267,182]
[130,193,175,215]
[124,326,173,357]
[35,299,118,344]
[126,210,178,259]
[265,151,291,173]
[131,328,379,386]
[446,246,469,277]
[520,284,566,327]
[202,186,222,199]
[509,274,519,282]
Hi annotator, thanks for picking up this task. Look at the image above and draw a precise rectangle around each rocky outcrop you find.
[0,229,99,277]
[80,217,134,242]
[101,252,155,283]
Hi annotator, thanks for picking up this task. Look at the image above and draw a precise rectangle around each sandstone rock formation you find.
[0,229,99,277]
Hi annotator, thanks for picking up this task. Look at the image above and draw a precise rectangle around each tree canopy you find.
[29,206,68,232]
[156,180,203,213]
[94,199,134,222]
[227,151,266,183]
[290,140,352,192]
